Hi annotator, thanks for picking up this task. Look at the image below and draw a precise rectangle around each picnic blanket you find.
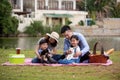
[2,58,113,66]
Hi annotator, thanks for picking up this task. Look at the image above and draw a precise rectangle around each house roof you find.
[43,13,73,18]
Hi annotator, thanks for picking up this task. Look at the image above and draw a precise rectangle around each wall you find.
[73,18,120,36]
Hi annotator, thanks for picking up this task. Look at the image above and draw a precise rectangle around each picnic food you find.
[106,48,114,55]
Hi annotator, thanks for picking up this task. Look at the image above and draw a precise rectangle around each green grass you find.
[0,49,120,80]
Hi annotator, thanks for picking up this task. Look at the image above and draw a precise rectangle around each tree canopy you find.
[77,0,120,20]
[0,0,19,36]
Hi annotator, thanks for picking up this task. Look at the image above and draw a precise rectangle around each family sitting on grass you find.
[31,25,90,64]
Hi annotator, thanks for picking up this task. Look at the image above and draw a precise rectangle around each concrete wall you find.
[73,27,120,36]
[72,18,120,36]
[103,18,120,28]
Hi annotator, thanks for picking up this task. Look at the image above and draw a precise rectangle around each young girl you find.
[58,35,81,64]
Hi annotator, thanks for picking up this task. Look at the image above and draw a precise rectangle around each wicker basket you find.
[89,42,108,63]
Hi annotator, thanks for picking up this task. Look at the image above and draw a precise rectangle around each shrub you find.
[52,24,61,34]
[88,20,96,26]
[43,26,52,35]
[78,20,84,26]
[1,17,19,36]
[0,0,19,36]
[24,21,62,36]
[65,18,72,25]
[24,21,44,36]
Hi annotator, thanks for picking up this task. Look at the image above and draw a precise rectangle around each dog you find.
[40,49,57,64]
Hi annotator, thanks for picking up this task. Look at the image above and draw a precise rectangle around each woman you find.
[31,31,59,63]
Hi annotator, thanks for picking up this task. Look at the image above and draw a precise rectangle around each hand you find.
[66,50,72,54]
[73,52,82,57]
[49,50,53,54]
[47,54,53,57]
[38,56,42,60]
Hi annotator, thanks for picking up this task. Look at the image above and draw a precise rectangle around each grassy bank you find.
[0,49,120,80]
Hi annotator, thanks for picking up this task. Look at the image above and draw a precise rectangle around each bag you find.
[89,42,109,63]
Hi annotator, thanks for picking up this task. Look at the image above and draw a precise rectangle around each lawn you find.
[0,49,120,80]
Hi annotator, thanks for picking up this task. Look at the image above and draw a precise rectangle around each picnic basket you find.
[89,42,108,63]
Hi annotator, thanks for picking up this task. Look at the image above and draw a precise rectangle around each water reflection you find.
[17,37,40,50]
[86,37,120,51]
[0,37,120,51]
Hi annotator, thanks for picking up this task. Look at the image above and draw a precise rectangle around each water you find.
[0,37,120,51]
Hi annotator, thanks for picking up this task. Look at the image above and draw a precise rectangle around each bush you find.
[0,0,19,36]
[78,20,84,26]
[24,21,62,36]
[88,20,96,26]
[11,17,19,35]
[52,24,61,34]
[44,26,51,34]
[1,17,19,36]
[24,21,44,36]
[65,18,72,25]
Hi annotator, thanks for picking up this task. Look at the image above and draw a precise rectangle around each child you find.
[58,35,81,64]
[38,39,57,63]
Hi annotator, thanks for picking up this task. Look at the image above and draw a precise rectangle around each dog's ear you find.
[41,50,47,55]
[44,49,49,53]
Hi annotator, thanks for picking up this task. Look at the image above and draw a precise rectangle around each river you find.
[0,37,120,51]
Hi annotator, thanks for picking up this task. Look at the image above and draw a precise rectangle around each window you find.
[49,0,58,10]
[62,1,73,10]
[23,0,35,11]
[9,0,20,9]
[37,0,45,9]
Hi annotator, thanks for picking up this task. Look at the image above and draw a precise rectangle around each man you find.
[61,25,90,63]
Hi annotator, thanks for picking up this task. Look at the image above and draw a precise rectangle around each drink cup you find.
[16,48,21,54]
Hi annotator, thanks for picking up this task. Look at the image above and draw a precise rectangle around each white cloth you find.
[66,46,81,60]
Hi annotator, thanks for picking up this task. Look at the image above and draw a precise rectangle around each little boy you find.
[38,39,57,63]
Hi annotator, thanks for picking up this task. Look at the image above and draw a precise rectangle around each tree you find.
[0,0,12,35]
[77,0,120,19]
[110,1,120,18]
[77,0,114,20]
[76,1,85,11]
[0,0,19,36]
[94,0,113,20]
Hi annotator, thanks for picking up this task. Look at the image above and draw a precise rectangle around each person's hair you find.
[45,36,57,47]
[39,39,47,45]
[70,35,79,41]
[61,25,71,34]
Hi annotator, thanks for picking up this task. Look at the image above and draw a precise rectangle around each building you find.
[9,0,88,32]
[117,0,120,2]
